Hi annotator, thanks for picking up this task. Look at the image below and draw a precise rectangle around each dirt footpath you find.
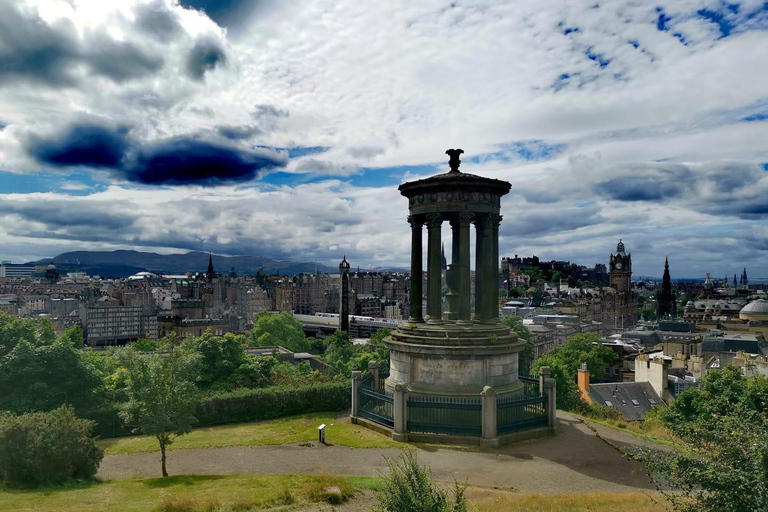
[98,412,657,494]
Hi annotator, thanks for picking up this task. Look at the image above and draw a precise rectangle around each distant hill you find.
[28,250,337,278]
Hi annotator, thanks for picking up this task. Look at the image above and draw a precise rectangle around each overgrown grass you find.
[582,414,678,447]
[0,474,380,512]
[97,413,400,454]
[468,489,667,511]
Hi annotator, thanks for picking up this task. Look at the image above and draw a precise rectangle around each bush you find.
[84,382,352,437]
[196,382,351,427]
[0,406,103,487]
[378,451,467,512]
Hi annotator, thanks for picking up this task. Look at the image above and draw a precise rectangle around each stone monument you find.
[384,149,525,397]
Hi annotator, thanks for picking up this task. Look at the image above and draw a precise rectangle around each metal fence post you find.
[392,383,408,442]
[481,385,499,447]
[539,366,550,395]
[351,371,362,421]
[544,377,557,433]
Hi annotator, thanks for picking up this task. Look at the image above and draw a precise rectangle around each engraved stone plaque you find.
[414,358,483,387]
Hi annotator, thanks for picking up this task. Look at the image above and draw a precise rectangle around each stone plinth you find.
[384,322,525,396]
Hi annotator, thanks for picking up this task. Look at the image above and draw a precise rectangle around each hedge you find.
[83,382,351,438]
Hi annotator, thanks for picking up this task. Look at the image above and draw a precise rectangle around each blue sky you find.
[0,0,767,278]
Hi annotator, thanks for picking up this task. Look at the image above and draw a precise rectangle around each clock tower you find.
[609,239,631,293]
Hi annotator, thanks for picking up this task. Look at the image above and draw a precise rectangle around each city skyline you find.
[0,1,767,278]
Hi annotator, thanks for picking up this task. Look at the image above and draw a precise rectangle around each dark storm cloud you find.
[136,0,183,42]
[0,3,169,86]
[124,137,284,185]
[0,200,137,231]
[499,207,605,237]
[27,123,131,168]
[216,124,264,140]
[26,120,287,186]
[593,164,693,201]
[0,5,80,86]
[187,37,227,80]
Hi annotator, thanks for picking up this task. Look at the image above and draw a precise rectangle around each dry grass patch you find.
[468,489,668,512]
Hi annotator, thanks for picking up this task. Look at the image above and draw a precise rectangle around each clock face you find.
[615,262,623,270]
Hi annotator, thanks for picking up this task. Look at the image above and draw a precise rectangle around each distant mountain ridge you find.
[28,250,338,278]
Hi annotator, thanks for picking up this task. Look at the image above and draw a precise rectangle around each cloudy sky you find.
[0,0,767,279]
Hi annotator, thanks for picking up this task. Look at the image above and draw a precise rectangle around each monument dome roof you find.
[741,299,768,315]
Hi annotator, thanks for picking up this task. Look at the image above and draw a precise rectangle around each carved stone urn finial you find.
[445,148,464,173]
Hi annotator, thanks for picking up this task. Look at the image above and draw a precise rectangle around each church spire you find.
[658,257,674,318]
[206,253,215,281]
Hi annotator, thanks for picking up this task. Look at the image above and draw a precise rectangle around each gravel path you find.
[98,412,658,494]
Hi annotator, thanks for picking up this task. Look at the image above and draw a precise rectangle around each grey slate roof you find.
[588,382,662,422]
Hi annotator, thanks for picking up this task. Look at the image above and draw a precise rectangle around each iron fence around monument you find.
[407,395,482,437]
[358,373,394,428]
[497,376,548,435]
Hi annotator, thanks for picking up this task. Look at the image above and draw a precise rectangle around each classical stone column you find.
[488,214,502,322]
[407,215,424,322]
[475,214,495,322]
[443,218,461,321]
[426,213,443,324]
[473,214,485,321]
[457,213,473,323]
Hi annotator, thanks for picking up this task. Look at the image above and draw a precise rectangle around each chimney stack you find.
[577,362,591,402]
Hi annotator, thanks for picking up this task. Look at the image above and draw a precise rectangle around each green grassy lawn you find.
[97,412,401,455]
[0,474,380,512]
[0,476,666,512]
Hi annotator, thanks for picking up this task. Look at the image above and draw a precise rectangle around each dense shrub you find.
[84,382,351,437]
[196,382,351,426]
[0,406,103,487]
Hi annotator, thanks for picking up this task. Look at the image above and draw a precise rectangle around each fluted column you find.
[407,215,424,322]
[426,213,443,324]
[488,214,502,322]
[457,213,473,324]
[474,214,487,321]
[443,218,460,321]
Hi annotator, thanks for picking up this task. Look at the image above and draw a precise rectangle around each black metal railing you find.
[519,375,541,397]
[359,373,394,428]
[497,393,548,434]
[407,395,482,437]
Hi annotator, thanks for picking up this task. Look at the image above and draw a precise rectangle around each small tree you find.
[118,343,200,477]
[378,451,467,512]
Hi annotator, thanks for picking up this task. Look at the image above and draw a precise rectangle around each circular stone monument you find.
[384,149,525,397]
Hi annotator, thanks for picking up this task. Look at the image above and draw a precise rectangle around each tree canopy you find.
[247,312,309,353]
[531,332,617,409]
[636,366,768,512]
[0,314,101,414]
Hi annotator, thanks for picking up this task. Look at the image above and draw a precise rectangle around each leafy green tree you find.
[0,405,103,487]
[59,325,85,349]
[118,343,200,477]
[324,330,356,378]
[635,366,768,512]
[0,315,101,414]
[378,451,467,512]
[502,316,535,376]
[248,312,309,353]
[530,333,617,410]
[182,330,248,390]
[508,285,527,298]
